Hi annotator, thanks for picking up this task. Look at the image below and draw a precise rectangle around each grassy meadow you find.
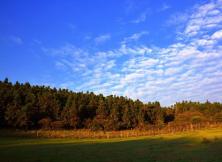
[0,128,222,162]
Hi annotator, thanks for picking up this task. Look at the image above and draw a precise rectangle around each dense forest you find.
[0,78,222,131]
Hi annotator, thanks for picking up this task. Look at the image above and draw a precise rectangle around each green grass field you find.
[1,128,222,162]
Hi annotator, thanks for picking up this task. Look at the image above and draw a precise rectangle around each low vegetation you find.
[1,128,222,162]
[1,79,222,161]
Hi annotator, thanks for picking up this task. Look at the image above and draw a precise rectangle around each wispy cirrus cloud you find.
[43,0,222,106]
[159,3,171,12]
[131,11,148,24]
[211,29,222,39]
[94,34,111,45]
[9,35,23,45]
[121,31,149,44]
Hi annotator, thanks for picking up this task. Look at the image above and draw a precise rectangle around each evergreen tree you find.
[0,78,222,130]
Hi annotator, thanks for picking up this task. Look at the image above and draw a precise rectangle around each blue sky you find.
[1,0,222,106]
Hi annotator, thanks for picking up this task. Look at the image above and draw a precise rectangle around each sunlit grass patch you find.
[0,128,222,162]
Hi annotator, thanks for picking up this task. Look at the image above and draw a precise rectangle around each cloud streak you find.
[121,31,149,44]
[43,0,222,106]
[131,11,148,24]
[94,34,111,44]
[10,36,23,45]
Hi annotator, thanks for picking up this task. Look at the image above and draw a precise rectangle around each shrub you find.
[51,120,65,129]
[214,112,222,122]
[202,137,211,144]
[175,111,205,124]
[191,116,202,124]
[38,118,51,129]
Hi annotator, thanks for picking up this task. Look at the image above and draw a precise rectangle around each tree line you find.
[0,78,221,130]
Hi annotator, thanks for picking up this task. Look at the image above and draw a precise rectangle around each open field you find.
[0,128,222,162]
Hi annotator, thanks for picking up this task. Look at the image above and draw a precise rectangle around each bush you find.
[51,120,65,129]
[214,112,222,122]
[90,119,105,131]
[202,137,211,144]
[175,111,205,124]
[38,118,51,129]
[191,116,202,124]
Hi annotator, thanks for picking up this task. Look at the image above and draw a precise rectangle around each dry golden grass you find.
[1,127,222,162]
[1,122,222,139]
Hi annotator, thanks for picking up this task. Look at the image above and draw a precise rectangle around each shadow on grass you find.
[0,136,222,162]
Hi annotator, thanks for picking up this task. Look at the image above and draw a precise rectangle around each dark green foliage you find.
[0,78,221,130]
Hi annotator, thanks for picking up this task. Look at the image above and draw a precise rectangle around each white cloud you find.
[159,3,171,12]
[211,29,222,39]
[121,31,149,44]
[33,39,42,45]
[195,38,215,46]
[94,34,111,44]
[166,12,189,26]
[44,0,222,106]
[124,0,135,14]
[67,23,76,31]
[131,11,148,24]
[183,0,222,37]
[10,36,23,45]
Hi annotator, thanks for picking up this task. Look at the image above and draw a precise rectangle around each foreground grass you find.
[0,128,222,162]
